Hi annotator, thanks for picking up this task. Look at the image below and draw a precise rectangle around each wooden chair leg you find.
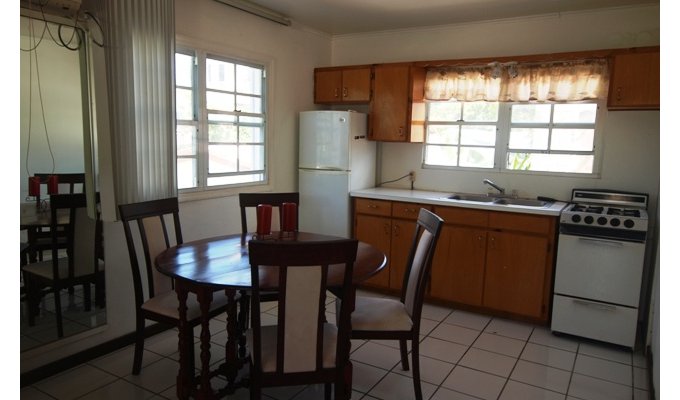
[411,338,423,400]
[54,286,64,338]
[399,339,410,371]
[324,383,331,400]
[83,282,92,312]
[132,315,145,375]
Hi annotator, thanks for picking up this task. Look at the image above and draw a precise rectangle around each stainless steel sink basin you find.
[440,193,552,208]
[492,198,550,207]
[443,193,496,203]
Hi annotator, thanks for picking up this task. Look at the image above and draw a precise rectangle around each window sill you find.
[178,182,274,203]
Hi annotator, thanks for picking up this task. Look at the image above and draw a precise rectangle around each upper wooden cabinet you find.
[369,65,426,142]
[607,49,660,110]
[314,67,371,104]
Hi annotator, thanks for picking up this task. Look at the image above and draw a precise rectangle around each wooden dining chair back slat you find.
[349,208,443,400]
[119,197,232,377]
[21,193,103,338]
[247,239,358,400]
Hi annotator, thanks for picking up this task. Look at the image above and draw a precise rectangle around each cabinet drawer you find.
[354,198,391,217]
[433,206,488,228]
[488,211,552,234]
[392,202,431,220]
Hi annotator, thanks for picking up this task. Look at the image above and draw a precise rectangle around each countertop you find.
[350,187,568,216]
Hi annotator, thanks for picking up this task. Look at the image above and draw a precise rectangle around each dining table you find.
[20,202,71,263]
[155,231,387,400]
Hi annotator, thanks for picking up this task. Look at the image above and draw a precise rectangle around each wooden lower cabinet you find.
[354,213,391,288]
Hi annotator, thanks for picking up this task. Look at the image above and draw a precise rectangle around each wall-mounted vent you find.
[20,0,83,19]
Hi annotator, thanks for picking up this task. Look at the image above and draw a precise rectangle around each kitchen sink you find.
[440,193,552,208]
[492,198,550,207]
[443,193,496,203]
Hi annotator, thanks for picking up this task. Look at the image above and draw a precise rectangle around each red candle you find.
[256,204,272,236]
[281,202,297,232]
[28,176,41,196]
[47,175,59,194]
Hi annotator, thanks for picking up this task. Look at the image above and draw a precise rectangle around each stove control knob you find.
[597,217,608,225]
[571,214,581,223]
[624,219,635,229]
[610,218,621,227]
[584,216,594,224]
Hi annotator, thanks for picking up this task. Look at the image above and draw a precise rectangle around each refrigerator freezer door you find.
[299,111,352,171]
[299,169,351,238]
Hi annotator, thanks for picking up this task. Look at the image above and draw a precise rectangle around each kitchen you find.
[17,0,662,398]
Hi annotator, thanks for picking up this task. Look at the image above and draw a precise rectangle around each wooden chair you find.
[238,192,300,243]
[349,208,443,400]
[247,238,358,400]
[118,197,233,375]
[21,193,104,338]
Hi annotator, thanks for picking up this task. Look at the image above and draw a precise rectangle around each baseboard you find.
[20,324,171,387]
[646,344,657,400]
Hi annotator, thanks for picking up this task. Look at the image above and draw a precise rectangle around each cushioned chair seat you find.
[142,289,232,321]
[351,297,413,332]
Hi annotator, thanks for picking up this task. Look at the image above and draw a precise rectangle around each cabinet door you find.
[430,226,486,306]
[314,70,342,103]
[355,214,392,289]
[389,219,417,291]
[342,68,371,102]
[483,231,549,319]
[370,65,410,141]
[608,51,660,110]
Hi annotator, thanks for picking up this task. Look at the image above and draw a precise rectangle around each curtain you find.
[103,0,176,205]
[424,59,609,102]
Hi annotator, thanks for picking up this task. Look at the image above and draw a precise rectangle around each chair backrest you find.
[239,192,299,239]
[118,198,182,307]
[400,208,444,322]
[248,238,358,375]
[35,173,86,206]
[49,193,100,279]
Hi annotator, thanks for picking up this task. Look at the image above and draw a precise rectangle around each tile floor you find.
[21,290,651,400]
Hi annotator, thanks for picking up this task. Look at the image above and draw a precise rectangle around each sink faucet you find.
[483,179,505,195]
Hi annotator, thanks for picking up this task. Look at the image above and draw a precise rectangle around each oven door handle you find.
[577,237,625,247]
[572,298,618,311]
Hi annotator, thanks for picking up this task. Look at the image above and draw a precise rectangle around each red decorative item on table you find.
[28,176,41,197]
[256,204,272,236]
[47,175,59,194]
[281,202,297,232]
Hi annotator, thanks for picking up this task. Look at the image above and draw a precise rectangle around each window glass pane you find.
[511,104,551,123]
[463,102,498,122]
[238,145,264,171]
[209,144,237,173]
[508,128,549,150]
[427,125,459,145]
[206,91,235,111]
[424,145,457,167]
[177,125,197,156]
[428,102,461,121]
[209,123,237,143]
[208,173,264,186]
[236,95,262,113]
[206,58,234,91]
[506,153,532,170]
[460,125,496,146]
[176,88,194,120]
[175,53,194,87]
[236,64,262,95]
[551,129,594,151]
[177,158,197,189]
[239,126,264,143]
[208,113,237,123]
[506,152,594,173]
[460,147,494,168]
[553,103,597,123]
[240,116,263,124]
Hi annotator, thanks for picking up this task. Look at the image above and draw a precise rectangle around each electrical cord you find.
[378,172,415,190]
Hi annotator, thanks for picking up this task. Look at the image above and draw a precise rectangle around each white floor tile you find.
[262,384,307,399]
[421,303,453,322]
[77,378,156,400]
[350,341,402,370]
[444,310,491,331]
[458,347,517,377]
[123,357,179,394]
[521,342,576,371]
[632,351,648,368]
[89,346,163,377]
[500,380,566,400]
[33,364,118,400]
[420,318,439,336]
[351,361,389,394]
[143,329,182,357]
[634,387,651,400]
[19,387,55,400]
[573,354,632,386]
[429,322,481,346]
[430,386,483,400]
[367,371,437,400]
[441,366,506,400]
[568,373,633,400]
[485,318,534,341]
[578,342,632,365]
[510,360,571,394]
[530,327,579,352]
[633,366,650,390]
[473,332,525,358]
[418,337,468,364]
[392,354,455,385]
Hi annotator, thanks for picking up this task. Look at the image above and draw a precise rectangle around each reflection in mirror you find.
[20,15,106,352]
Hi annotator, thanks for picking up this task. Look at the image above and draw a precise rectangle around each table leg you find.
[224,289,240,389]
[196,287,215,399]
[175,283,193,400]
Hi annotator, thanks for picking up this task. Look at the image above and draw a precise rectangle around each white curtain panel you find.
[103,0,176,204]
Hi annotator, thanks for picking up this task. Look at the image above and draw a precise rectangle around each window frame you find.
[422,100,605,177]
[175,38,274,202]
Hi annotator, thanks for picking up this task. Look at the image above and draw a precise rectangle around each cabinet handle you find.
[489,236,495,249]
[383,223,391,235]
[398,127,404,136]
[367,204,377,209]
[404,208,416,213]
[616,86,622,102]
[334,88,340,98]
[342,87,348,97]
[394,224,401,237]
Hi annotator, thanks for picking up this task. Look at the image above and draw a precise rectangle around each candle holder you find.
[256,204,272,237]
[281,202,297,233]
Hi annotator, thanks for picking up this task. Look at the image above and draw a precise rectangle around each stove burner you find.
[571,204,604,214]
[607,208,641,217]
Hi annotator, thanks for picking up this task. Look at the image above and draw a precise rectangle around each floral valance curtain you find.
[424,59,609,102]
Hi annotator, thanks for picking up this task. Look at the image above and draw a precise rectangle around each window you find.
[175,49,267,191]
[424,101,601,175]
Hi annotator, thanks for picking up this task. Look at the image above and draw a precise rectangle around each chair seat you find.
[351,296,413,332]
[247,323,338,373]
[142,289,233,321]
[22,257,69,280]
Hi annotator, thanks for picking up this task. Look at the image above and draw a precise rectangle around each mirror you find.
[20,15,106,352]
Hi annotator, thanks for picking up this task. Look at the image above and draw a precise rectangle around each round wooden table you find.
[155,232,386,399]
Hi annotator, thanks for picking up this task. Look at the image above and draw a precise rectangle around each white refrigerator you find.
[298,111,376,238]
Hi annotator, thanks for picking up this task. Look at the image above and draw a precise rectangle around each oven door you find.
[553,233,645,307]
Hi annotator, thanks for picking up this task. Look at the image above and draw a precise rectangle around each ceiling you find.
[234,0,659,35]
